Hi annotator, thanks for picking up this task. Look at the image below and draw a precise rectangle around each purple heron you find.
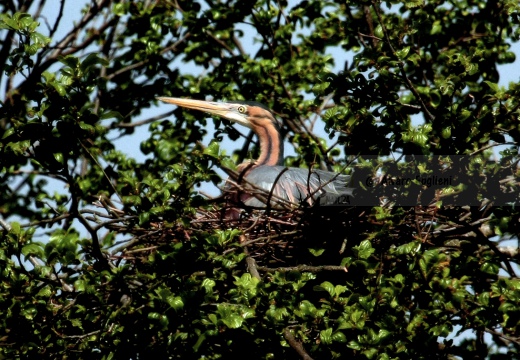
[157,97,354,209]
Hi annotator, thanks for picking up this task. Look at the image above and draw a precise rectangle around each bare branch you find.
[48,0,65,39]
[112,110,176,128]
[237,236,267,278]
[485,327,520,346]
[258,265,348,273]
[106,32,191,81]
[32,0,47,22]
[45,0,112,61]
[283,328,314,360]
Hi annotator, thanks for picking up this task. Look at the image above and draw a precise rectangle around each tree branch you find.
[283,328,314,360]
[258,265,348,273]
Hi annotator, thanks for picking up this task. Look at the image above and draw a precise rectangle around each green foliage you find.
[1,0,520,359]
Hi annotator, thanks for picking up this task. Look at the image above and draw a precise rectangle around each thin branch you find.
[232,35,246,56]
[106,32,191,80]
[76,212,110,269]
[48,0,65,40]
[358,32,382,42]
[371,2,435,122]
[0,217,12,231]
[113,109,176,128]
[0,28,16,84]
[283,328,314,360]
[485,327,520,346]
[53,329,101,340]
[363,5,378,47]
[474,226,517,278]
[79,140,122,202]
[21,213,71,228]
[470,142,518,156]
[206,31,235,55]
[32,0,47,22]
[44,0,111,61]
[494,246,519,258]
[59,17,117,58]
[65,169,110,269]
[295,112,336,170]
[240,233,262,280]
[309,94,333,131]
[258,265,348,273]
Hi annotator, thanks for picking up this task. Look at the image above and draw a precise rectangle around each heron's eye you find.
[237,106,246,114]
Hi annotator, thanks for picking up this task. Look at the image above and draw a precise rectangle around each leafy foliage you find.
[1,0,520,359]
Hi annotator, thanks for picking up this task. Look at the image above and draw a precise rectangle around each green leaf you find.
[203,141,221,158]
[217,304,245,329]
[320,328,333,345]
[10,221,21,235]
[396,46,410,60]
[100,110,123,121]
[80,53,109,73]
[36,285,52,298]
[74,279,86,292]
[113,3,127,16]
[21,243,44,258]
[356,240,375,259]
[484,80,499,93]
[167,296,184,311]
[480,261,499,275]
[308,247,325,256]
[430,21,442,35]
[332,331,347,343]
[348,340,362,350]
[319,281,335,296]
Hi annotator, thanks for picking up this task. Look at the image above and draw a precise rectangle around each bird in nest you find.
[158,97,354,211]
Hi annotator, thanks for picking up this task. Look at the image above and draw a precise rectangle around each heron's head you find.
[157,97,281,133]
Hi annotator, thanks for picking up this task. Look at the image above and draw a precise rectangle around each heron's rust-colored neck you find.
[236,120,283,177]
[254,120,284,167]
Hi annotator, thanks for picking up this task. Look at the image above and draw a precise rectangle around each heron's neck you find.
[256,124,284,166]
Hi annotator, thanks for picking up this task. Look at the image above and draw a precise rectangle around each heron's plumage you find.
[157,97,355,209]
[238,165,353,208]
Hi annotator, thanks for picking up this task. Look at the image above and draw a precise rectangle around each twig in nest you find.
[258,265,348,273]
[241,235,261,280]
[240,231,298,247]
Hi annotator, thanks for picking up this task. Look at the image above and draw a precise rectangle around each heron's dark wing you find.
[242,165,354,208]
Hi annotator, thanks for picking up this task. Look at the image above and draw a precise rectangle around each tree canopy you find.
[1,0,520,358]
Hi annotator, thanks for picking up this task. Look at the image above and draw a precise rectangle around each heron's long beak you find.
[157,97,251,128]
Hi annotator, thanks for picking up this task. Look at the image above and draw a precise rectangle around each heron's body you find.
[157,97,354,209]
[235,165,353,208]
